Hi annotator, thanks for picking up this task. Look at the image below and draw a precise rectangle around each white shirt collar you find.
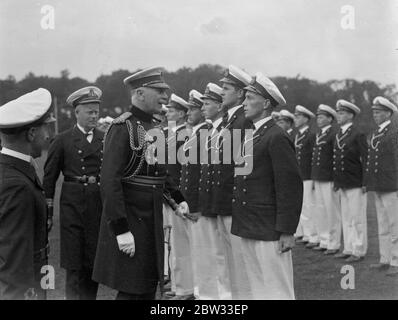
[192,122,206,135]
[321,124,331,134]
[340,122,353,134]
[77,123,93,135]
[212,117,223,130]
[171,122,186,133]
[299,125,309,134]
[227,105,243,121]
[253,116,272,133]
[378,120,391,132]
[1,147,32,163]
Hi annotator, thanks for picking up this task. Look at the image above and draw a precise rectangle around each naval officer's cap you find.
[0,88,55,132]
[201,83,223,103]
[279,109,295,122]
[187,89,204,108]
[66,86,102,108]
[317,104,337,119]
[372,96,398,113]
[336,99,361,115]
[244,73,286,107]
[123,66,170,90]
[295,105,315,119]
[166,93,189,112]
[220,65,252,89]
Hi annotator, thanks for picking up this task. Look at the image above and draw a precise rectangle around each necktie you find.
[85,131,93,143]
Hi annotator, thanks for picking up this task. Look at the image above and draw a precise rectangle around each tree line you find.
[0,64,396,133]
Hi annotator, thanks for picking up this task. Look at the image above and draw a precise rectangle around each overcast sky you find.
[1,0,397,87]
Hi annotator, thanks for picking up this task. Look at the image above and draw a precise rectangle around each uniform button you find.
[199,187,202,191]
[206,189,209,192]
[185,179,188,182]
[342,168,345,171]
[375,169,378,173]
[152,185,156,189]
[333,155,336,158]
[185,187,187,191]
[333,167,336,170]
[212,182,215,185]
[207,164,210,167]
[155,171,158,176]
[375,162,378,166]
[333,161,336,164]
[317,162,320,165]
[233,186,237,190]
[217,182,220,186]
[199,179,202,182]
[232,198,236,203]
[84,183,88,186]
[78,150,82,154]
[333,149,336,152]
[366,169,369,172]
[242,201,246,205]
[218,171,221,174]
[376,149,379,152]
[243,176,247,180]
[82,166,86,170]
[243,188,247,193]
[81,159,84,162]
[97,182,100,186]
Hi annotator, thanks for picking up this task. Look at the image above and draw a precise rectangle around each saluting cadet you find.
[232,73,303,299]
[179,89,208,299]
[195,82,231,300]
[333,99,367,262]
[311,105,340,254]
[43,86,104,300]
[293,105,317,247]
[211,65,252,299]
[0,88,55,299]
[163,93,194,300]
[365,97,398,275]
[277,109,296,141]
[92,67,188,300]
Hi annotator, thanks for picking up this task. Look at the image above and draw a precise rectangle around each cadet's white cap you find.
[372,96,397,113]
[201,83,223,103]
[336,99,361,115]
[166,93,188,111]
[295,105,315,119]
[279,109,296,121]
[187,89,204,108]
[317,104,337,119]
[244,72,286,107]
[219,65,252,89]
[0,88,55,129]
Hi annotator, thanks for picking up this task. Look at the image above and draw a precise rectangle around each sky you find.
[0,0,397,87]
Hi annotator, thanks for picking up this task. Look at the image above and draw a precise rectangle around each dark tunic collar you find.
[130,105,155,123]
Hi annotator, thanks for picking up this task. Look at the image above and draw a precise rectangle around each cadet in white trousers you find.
[231,73,302,299]
[365,97,398,276]
[333,99,367,262]
[294,105,317,246]
[311,104,340,253]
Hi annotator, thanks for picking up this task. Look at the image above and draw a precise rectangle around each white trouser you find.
[313,181,341,250]
[296,180,318,243]
[169,208,194,296]
[240,238,295,300]
[216,215,252,300]
[190,215,232,300]
[339,188,367,257]
[162,204,173,280]
[374,192,398,267]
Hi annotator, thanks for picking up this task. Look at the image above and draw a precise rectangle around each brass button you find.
[232,198,236,203]
[242,201,246,205]
[233,186,237,190]
[81,159,84,162]
[82,166,86,170]
[78,150,82,154]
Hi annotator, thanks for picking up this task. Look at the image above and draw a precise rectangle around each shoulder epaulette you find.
[112,112,132,124]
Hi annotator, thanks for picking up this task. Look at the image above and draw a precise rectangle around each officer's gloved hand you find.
[179,201,189,215]
[116,231,135,257]
[278,233,295,253]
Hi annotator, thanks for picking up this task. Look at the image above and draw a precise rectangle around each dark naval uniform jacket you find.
[286,128,296,142]
[333,124,367,190]
[198,119,224,218]
[231,119,303,241]
[0,154,47,300]
[164,124,187,187]
[43,126,104,270]
[180,122,208,213]
[311,125,336,181]
[364,121,398,192]
[212,106,253,216]
[92,106,184,294]
[294,127,315,181]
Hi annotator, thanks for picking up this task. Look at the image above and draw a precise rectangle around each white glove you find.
[178,201,190,215]
[116,231,135,257]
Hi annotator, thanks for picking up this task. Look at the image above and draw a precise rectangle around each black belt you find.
[122,175,166,188]
[64,175,99,184]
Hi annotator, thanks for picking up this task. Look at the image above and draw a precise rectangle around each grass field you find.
[35,152,398,300]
